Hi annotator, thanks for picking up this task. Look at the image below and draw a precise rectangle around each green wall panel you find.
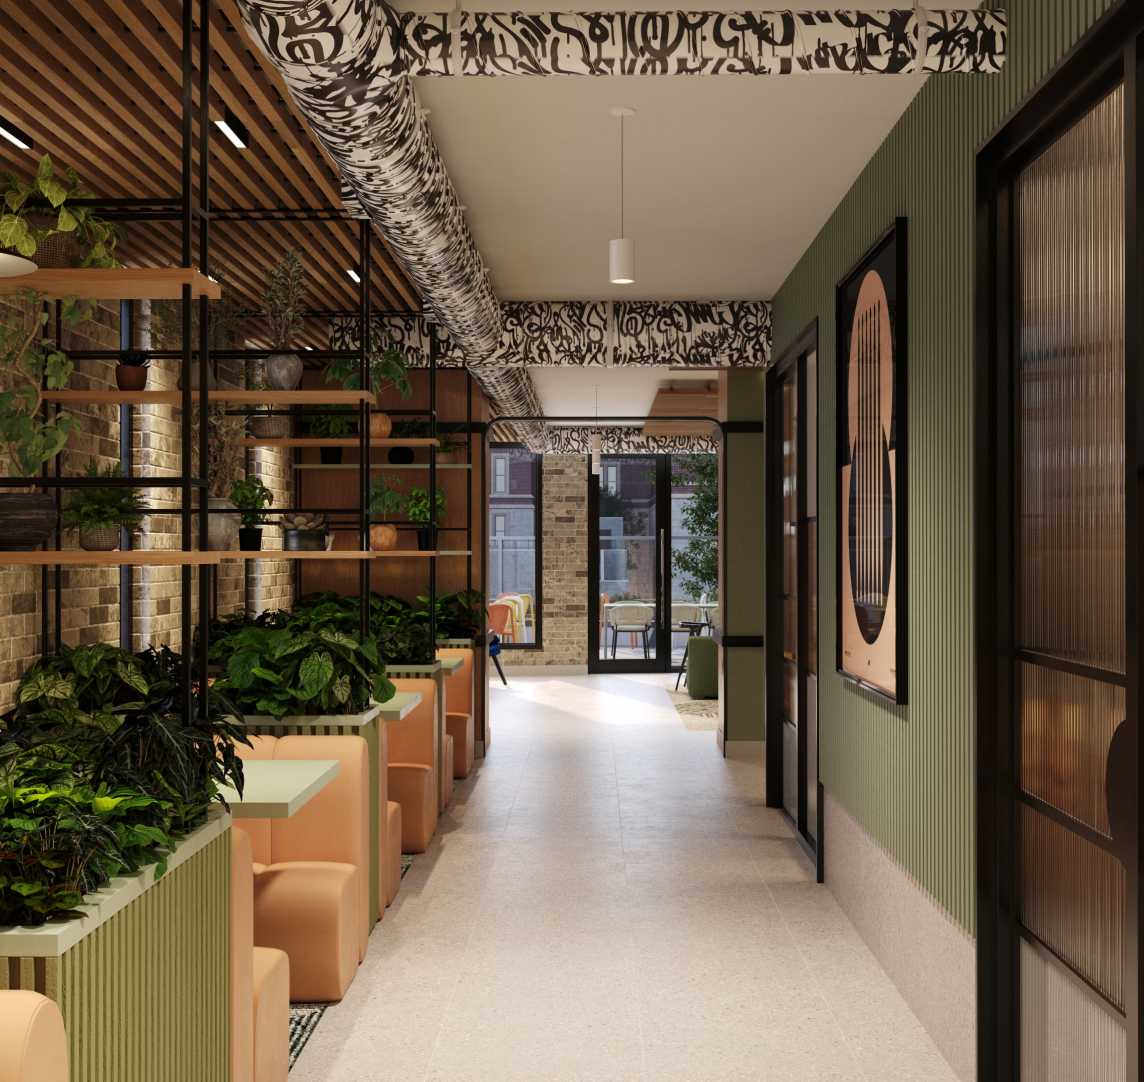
[771,0,1117,932]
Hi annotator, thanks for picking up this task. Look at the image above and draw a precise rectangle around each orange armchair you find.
[236,734,371,1003]
[388,677,438,853]
[231,828,289,1082]
[0,992,68,1082]
[438,647,476,779]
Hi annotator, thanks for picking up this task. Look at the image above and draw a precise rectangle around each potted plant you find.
[0,299,75,548]
[308,407,355,464]
[116,348,149,391]
[230,476,274,551]
[264,250,305,390]
[407,486,445,551]
[248,368,290,439]
[280,511,328,551]
[153,283,244,390]
[61,464,149,550]
[368,474,405,550]
[324,343,412,439]
[0,154,119,269]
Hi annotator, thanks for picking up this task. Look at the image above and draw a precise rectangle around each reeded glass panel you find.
[1019,662,1122,835]
[806,352,817,516]
[1016,86,1125,674]
[1020,939,1125,1082]
[1021,805,1125,1008]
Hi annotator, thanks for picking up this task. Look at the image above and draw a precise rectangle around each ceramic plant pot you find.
[207,497,240,551]
[265,352,303,390]
[116,366,148,391]
[79,525,121,551]
[369,412,392,439]
[319,447,343,466]
[369,523,398,551]
[0,494,56,550]
[283,528,327,552]
[416,526,436,552]
[238,527,263,552]
[387,445,414,465]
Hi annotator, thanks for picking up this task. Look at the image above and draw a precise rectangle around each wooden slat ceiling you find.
[0,0,420,348]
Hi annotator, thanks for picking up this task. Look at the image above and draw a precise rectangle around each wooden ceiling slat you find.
[0,1,419,319]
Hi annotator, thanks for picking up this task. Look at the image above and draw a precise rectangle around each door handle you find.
[1106,718,1134,867]
[659,527,666,629]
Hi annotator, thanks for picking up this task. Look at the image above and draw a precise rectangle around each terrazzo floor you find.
[290,672,959,1082]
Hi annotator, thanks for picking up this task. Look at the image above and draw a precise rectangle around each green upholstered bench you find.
[685,636,718,699]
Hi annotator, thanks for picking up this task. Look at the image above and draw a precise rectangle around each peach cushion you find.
[0,991,69,1082]
[446,711,475,779]
[388,679,437,765]
[252,948,290,1082]
[272,735,370,957]
[385,801,402,906]
[389,764,435,853]
[254,862,359,1002]
[440,734,454,810]
[233,736,277,864]
[230,830,255,1082]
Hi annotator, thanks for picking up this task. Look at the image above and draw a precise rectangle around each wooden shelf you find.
[293,462,471,471]
[42,390,375,407]
[372,550,438,558]
[241,437,438,449]
[0,550,222,566]
[0,267,221,300]
[437,550,472,557]
[217,549,377,561]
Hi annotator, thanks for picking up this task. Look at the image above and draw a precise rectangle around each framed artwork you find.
[835,218,907,705]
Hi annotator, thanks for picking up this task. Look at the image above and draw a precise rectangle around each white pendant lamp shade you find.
[609,237,634,286]
[0,253,37,278]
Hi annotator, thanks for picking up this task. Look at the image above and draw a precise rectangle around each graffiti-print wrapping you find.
[541,427,718,455]
[392,10,1007,78]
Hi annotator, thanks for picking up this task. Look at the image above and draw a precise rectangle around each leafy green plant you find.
[212,621,394,719]
[436,589,485,643]
[62,464,149,531]
[229,476,274,528]
[266,250,305,350]
[672,454,718,601]
[0,154,118,267]
[293,592,434,665]
[324,344,412,401]
[0,297,75,475]
[406,486,446,526]
[368,474,406,519]
[392,419,466,453]
[118,348,149,369]
[307,408,355,439]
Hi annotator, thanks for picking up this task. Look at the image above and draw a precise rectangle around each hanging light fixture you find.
[0,253,36,278]
[608,106,635,286]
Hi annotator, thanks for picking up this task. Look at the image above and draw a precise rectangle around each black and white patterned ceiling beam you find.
[542,427,719,455]
[235,0,505,361]
[352,9,1007,77]
[331,300,772,368]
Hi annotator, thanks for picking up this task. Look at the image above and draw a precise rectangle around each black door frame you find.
[588,453,672,674]
[976,5,1144,1079]
[765,319,823,879]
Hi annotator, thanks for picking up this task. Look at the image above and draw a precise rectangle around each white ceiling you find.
[407,2,925,301]
[530,367,714,419]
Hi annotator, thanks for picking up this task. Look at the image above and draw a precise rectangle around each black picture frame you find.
[834,217,908,705]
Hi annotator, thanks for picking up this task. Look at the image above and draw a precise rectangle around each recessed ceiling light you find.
[214,108,249,150]
[346,268,361,284]
[0,119,33,151]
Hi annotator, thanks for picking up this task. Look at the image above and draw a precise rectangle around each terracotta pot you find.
[369,523,398,550]
[79,525,121,551]
[369,412,392,439]
[116,366,148,391]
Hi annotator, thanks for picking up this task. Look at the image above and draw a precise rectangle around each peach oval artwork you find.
[840,267,898,697]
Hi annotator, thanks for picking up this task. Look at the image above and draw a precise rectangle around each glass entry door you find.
[589,455,665,671]
[588,453,719,674]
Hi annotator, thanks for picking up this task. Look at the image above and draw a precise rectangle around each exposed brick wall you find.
[506,454,588,668]
[0,299,295,707]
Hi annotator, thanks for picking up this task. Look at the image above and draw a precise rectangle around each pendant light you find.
[608,106,635,286]
[0,253,36,278]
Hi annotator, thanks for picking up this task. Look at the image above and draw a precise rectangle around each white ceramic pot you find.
[265,352,303,390]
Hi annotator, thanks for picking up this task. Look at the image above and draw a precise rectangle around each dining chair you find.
[487,602,515,643]
[607,603,655,659]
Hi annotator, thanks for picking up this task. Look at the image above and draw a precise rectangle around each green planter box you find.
[0,811,231,1082]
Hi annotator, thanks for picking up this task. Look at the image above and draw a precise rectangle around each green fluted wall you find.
[2,832,230,1082]
[771,0,1117,932]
